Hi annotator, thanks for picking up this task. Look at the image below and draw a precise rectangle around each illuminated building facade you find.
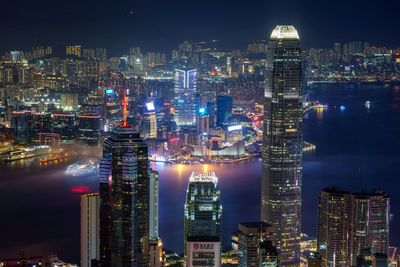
[197,107,210,134]
[349,190,390,266]
[54,114,75,142]
[184,171,222,259]
[66,45,82,57]
[77,115,101,146]
[99,124,153,266]
[187,239,221,267]
[143,102,157,139]
[60,92,79,110]
[261,25,303,266]
[226,56,232,76]
[317,187,349,267]
[317,187,390,266]
[150,170,159,240]
[81,193,100,267]
[259,240,279,267]
[31,113,54,144]
[174,69,197,126]
[12,111,33,145]
[237,222,274,267]
[149,239,164,267]
[103,88,120,131]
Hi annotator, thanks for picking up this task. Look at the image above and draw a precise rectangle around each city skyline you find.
[0,14,399,267]
[2,39,400,60]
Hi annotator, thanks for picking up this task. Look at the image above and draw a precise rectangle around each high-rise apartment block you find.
[317,187,390,266]
[66,45,82,57]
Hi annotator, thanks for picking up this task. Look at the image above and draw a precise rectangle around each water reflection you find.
[1,83,400,262]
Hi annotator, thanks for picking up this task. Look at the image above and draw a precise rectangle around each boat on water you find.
[365,100,371,109]
[1,146,51,162]
[65,161,98,176]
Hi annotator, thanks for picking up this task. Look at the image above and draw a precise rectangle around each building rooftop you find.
[352,189,389,199]
[270,25,299,40]
[322,186,349,195]
[239,221,272,229]
[189,171,218,184]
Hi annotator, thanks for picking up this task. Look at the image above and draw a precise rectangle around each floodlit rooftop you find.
[270,25,299,39]
[189,171,218,184]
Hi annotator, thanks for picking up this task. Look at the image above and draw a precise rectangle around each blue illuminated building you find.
[174,69,197,126]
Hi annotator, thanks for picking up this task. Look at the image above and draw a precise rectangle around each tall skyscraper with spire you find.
[261,25,303,266]
[99,85,158,266]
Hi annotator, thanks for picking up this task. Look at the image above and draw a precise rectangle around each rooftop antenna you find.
[118,78,129,128]
[122,82,128,127]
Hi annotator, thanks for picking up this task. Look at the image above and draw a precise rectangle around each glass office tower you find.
[174,69,197,126]
[317,187,350,267]
[261,25,303,266]
[349,190,390,266]
[99,124,152,267]
[184,171,222,251]
[216,95,233,127]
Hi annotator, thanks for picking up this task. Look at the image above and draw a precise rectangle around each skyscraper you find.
[174,69,197,126]
[349,190,390,265]
[184,171,222,265]
[77,115,101,146]
[216,95,233,127]
[81,193,100,267]
[261,25,303,266]
[99,123,153,266]
[143,101,157,139]
[317,187,390,266]
[12,111,33,145]
[53,114,75,143]
[30,112,53,144]
[237,221,275,267]
[149,169,164,267]
[317,187,350,267]
[197,107,210,134]
[149,170,159,241]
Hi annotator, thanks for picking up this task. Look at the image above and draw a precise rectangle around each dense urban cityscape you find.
[0,3,400,266]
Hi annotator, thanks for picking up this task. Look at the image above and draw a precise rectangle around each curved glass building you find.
[261,25,303,266]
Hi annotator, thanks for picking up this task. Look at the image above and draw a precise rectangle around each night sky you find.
[1,0,399,55]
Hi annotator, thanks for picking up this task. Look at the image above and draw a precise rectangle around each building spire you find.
[122,82,128,127]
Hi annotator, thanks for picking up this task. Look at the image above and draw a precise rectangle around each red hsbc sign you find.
[193,243,214,250]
